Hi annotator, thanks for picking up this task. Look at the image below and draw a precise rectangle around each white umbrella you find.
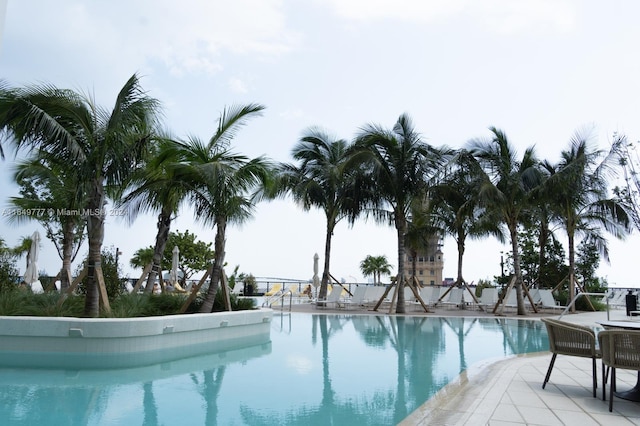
[312,253,320,289]
[23,231,43,293]
[170,246,180,285]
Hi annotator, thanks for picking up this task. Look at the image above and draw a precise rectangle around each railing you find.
[557,292,608,320]
[261,289,293,311]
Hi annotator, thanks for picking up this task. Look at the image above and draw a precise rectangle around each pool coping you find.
[0,308,274,369]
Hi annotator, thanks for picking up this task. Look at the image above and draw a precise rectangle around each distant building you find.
[402,236,444,286]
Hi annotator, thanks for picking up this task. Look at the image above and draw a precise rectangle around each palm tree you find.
[9,152,86,289]
[0,74,160,316]
[119,137,192,292]
[279,128,360,300]
[354,114,447,313]
[172,104,271,313]
[359,255,393,284]
[542,132,630,311]
[468,127,541,315]
[428,150,504,287]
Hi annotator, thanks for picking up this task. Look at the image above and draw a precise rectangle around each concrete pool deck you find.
[271,302,640,425]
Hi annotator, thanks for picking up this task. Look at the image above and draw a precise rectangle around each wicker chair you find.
[598,329,640,412]
[541,318,601,397]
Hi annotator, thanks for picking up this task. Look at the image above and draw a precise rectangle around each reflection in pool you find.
[0,314,548,425]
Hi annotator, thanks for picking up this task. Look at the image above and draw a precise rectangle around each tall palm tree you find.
[279,128,360,300]
[119,137,192,292]
[0,74,160,316]
[355,114,446,313]
[428,150,504,287]
[172,104,271,313]
[468,127,541,315]
[9,152,86,289]
[359,255,393,284]
[542,132,630,311]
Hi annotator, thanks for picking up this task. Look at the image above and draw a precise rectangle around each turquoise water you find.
[0,314,548,425]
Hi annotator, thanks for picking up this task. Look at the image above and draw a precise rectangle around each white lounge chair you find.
[538,289,564,311]
[313,285,343,308]
[363,286,387,307]
[338,285,369,309]
[441,287,463,309]
[479,287,498,311]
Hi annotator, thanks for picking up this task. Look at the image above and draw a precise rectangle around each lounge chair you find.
[337,285,369,309]
[538,289,564,311]
[429,287,447,307]
[479,287,498,311]
[285,284,301,297]
[364,286,386,307]
[441,287,463,309]
[313,285,343,308]
[265,283,283,297]
[541,318,600,397]
[231,283,244,295]
[598,329,640,411]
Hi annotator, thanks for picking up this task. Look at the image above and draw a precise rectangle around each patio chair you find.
[598,329,640,411]
[541,318,600,397]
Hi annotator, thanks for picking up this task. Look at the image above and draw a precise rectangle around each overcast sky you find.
[1,1,639,287]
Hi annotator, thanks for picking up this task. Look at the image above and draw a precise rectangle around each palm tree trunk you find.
[396,213,407,314]
[568,232,576,313]
[509,224,526,316]
[411,249,417,286]
[537,218,549,286]
[200,217,226,313]
[319,220,335,300]
[456,236,465,286]
[84,178,105,317]
[145,210,172,292]
[60,221,75,290]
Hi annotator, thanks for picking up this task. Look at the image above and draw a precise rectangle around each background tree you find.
[469,127,541,315]
[359,255,392,284]
[279,128,360,300]
[516,224,568,289]
[8,152,86,289]
[0,238,19,292]
[613,133,640,231]
[75,245,124,301]
[0,74,160,317]
[130,230,214,286]
[355,114,446,313]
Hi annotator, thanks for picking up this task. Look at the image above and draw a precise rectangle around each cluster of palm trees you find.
[0,74,633,317]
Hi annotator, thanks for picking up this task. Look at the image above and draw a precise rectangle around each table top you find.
[599,320,640,330]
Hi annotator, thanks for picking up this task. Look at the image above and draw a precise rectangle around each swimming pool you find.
[0,313,548,425]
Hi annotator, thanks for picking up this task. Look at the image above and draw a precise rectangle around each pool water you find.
[0,314,548,425]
